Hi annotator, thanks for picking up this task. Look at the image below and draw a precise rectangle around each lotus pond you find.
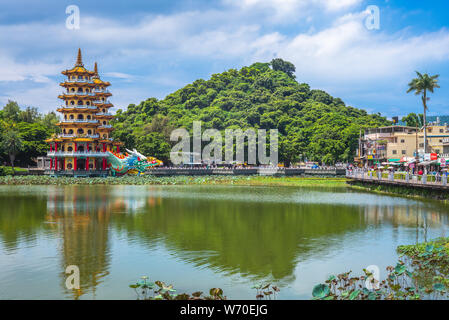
[0,184,448,299]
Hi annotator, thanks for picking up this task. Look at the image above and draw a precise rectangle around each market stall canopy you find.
[417,160,439,166]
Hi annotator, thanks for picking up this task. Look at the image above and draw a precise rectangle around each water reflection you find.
[46,186,113,299]
[0,185,448,299]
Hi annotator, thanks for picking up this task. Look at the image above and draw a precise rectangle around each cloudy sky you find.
[0,0,448,118]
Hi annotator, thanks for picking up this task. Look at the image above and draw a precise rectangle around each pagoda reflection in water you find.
[45,186,161,299]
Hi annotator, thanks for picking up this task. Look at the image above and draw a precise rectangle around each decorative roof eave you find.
[61,68,96,76]
[56,108,99,113]
[56,122,100,127]
[73,138,95,142]
[59,82,96,87]
[92,79,111,86]
[93,102,113,107]
[95,92,112,97]
[96,127,114,131]
[94,115,114,119]
[58,94,97,99]
[45,138,62,143]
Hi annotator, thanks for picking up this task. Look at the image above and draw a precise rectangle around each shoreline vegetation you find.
[312,237,449,300]
[0,175,347,187]
[130,237,449,300]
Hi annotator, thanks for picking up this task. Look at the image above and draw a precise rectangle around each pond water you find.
[0,184,448,300]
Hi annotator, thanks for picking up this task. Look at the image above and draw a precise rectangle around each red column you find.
[86,157,89,170]
[73,143,77,171]
[117,146,120,153]
[63,158,65,171]
[50,158,53,170]
[102,143,107,170]
[54,143,57,170]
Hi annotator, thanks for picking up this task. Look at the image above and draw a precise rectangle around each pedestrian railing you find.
[346,170,449,187]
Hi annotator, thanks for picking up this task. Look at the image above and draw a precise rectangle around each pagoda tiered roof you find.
[61,49,96,76]
[92,62,111,86]
[46,48,120,149]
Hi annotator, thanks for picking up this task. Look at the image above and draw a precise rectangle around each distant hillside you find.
[112,59,390,165]
[427,116,449,124]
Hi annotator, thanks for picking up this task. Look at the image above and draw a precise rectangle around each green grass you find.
[0,166,28,176]
[0,174,348,187]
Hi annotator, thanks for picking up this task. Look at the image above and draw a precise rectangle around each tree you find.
[19,106,40,123]
[401,113,423,128]
[16,122,50,166]
[41,112,60,134]
[270,58,296,78]
[407,72,440,153]
[2,100,20,122]
[136,132,171,163]
[1,129,23,173]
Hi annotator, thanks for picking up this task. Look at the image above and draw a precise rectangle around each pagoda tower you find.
[46,49,122,176]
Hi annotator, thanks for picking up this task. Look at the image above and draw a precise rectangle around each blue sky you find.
[0,0,448,118]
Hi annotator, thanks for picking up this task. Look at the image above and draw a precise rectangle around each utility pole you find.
[416,125,419,161]
[423,92,427,154]
[359,129,362,158]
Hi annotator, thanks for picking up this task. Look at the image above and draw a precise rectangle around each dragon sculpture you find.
[107,148,163,176]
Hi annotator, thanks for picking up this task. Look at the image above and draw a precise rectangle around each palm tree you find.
[1,129,23,174]
[407,72,440,154]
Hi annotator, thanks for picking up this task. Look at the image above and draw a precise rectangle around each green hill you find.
[112,59,390,165]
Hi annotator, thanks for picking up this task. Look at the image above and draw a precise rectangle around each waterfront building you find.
[45,49,122,176]
[360,123,449,166]
[361,126,419,165]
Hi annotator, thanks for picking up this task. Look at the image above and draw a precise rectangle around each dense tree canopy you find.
[112,59,390,165]
[0,100,60,167]
[270,58,296,79]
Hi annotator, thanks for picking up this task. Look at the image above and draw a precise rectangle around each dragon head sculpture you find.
[107,149,163,176]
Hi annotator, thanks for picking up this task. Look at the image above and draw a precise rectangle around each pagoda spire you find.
[75,48,83,66]
[94,62,98,75]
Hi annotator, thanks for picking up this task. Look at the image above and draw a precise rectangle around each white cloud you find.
[0,51,62,83]
[223,0,362,21]
[323,0,362,11]
[1,82,61,113]
[279,17,449,83]
[104,72,134,80]
[0,2,448,115]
